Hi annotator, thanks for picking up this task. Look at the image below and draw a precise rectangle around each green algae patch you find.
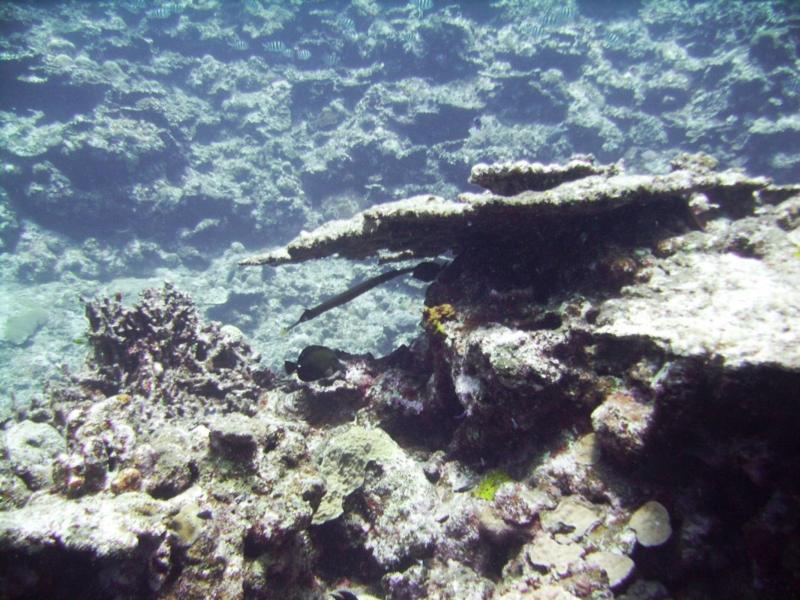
[472,469,512,501]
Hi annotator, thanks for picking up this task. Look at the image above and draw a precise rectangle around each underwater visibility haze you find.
[0,0,800,598]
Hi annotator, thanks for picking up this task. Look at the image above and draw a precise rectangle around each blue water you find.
[0,0,798,412]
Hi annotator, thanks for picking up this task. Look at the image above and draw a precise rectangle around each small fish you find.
[336,16,356,33]
[604,31,623,45]
[322,52,340,67]
[542,5,574,27]
[285,345,344,382]
[529,23,545,40]
[560,4,576,20]
[229,38,249,51]
[400,30,419,46]
[541,9,558,26]
[263,40,288,53]
[295,48,311,61]
[411,0,433,16]
[147,3,176,19]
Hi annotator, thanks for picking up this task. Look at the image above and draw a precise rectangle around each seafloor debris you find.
[82,282,274,417]
[2,156,800,599]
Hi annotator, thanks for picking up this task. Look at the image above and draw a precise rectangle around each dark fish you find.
[411,260,444,282]
[330,591,359,600]
[285,261,444,331]
[285,345,344,382]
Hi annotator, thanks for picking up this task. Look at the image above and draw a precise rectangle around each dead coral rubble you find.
[82,282,274,417]
[2,156,800,599]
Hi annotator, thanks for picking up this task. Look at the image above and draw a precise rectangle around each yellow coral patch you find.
[423,303,457,337]
[472,469,512,501]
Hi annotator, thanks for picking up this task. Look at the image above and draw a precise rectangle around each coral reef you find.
[2,155,799,598]
[1,0,799,412]
[0,2,798,595]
